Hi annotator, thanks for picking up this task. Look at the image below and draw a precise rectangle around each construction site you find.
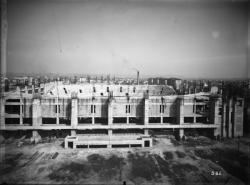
[0,81,245,147]
[0,81,248,184]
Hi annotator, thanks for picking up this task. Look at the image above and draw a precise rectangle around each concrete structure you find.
[0,83,244,149]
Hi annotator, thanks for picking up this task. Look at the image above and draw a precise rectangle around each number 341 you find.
[211,171,222,176]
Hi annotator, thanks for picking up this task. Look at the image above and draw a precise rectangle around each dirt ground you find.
[0,136,249,185]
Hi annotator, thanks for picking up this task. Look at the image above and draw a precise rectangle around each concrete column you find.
[179,129,184,138]
[177,97,184,125]
[228,98,233,138]
[0,97,5,129]
[64,140,68,148]
[92,115,95,125]
[144,98,149,125]
[160,114,163,124]
[71,97,78,129]
[144,129,149,136]
[32,85,35,94]
[71,130,76,136]
[108,129,112,148]
[31,130,41,144]
[108,99,113,125]
[126,115,129,124]
[210,97,221,137]
[32,98,42,127]
[56,98,59,125]
[222,103,227,137]
[20,99,23,125]
[233,98,244,137]
[108,129,112,136]
[24,86,28,94]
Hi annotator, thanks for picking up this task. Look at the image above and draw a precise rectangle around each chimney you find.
[137,71,139,85]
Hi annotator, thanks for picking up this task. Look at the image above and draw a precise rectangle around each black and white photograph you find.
[0,0,250,184]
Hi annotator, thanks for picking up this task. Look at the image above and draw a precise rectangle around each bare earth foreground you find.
[0,136,250,185]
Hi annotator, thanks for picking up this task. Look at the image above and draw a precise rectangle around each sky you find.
[6,0,249,79]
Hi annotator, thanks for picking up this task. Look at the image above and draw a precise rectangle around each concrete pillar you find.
[71,97,78,129]
[92,116,95,125]
[24,86,28,94]
[228,98,233,138]
[32,98,42,127]
[32,85,35,94]
[56,98,59,125]
[160,115,163,124]
[144,98,149,125]
[179,129,184,138]
[20,99,23,125]
[31,130,41,144]
[108,99,113,125]
[210,97,221,137]
[108,129,112,136]
[144,129,149,136]
[71,130,76,136]
[222,103,227,137]
[233,98,244,137]
[108,129,112,148]
[177,97,184,125]
[64,140,68,149]
[0,97,5,129]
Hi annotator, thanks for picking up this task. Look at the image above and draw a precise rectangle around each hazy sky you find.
[6,0,249,79]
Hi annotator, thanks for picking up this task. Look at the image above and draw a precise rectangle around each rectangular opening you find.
[184,117,194,123]
[23,118,32,125]
[129,117,143,124]
[89,145,107,148]
[76,129,108,135]
[42,118,56,124]
[237,100,243,107]
[59,118,71,125]
[94,117,108,125]
[113,129,144,134]
[5,118,20,124]
[5,105,20,114]
[6,99,20,102]
[76,145,88,148]
[112,144,129,148]
[149,117,161,123]
[91,105,96,113]
[196,117,208,123]
[125,105,130,113]
[160,105,165,113]
[196,105,209,114]
[131,144,142,148]
[163,117,176,124]
[68,141,73,148]
[144,140,150,147]
[113,117,127,124]
[219,107,223,115]
[55,105,60,113]
[78,117,92,124]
